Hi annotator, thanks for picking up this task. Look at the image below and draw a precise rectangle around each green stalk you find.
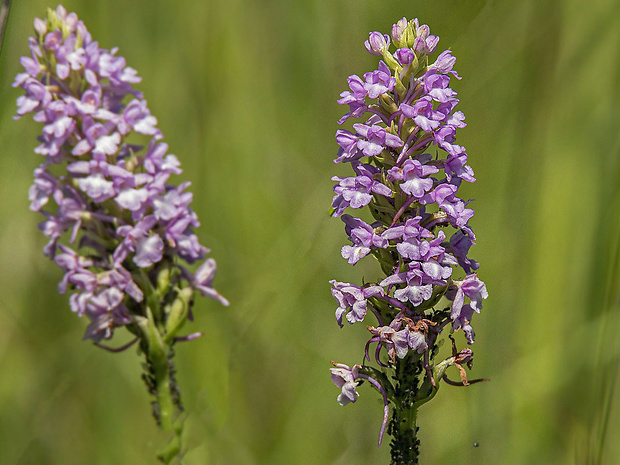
[136,309,185,464]
[148,344,184,464]
[389,353,423,465]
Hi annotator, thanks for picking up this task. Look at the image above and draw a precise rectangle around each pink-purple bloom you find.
[330,363,361,406]
[331,163,392,216]
[15,6,227,342]
[328,17,488,452]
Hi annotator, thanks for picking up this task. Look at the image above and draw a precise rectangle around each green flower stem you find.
[149,344,184,464]
[389,353,423,465]
[135,308,185,464]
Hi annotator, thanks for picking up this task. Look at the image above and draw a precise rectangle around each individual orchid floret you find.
[430,50,460,78]
[446,274,488,320]
[334,129,363,163]
[353,123,403,157]
[330,362,361,406]
[328,16,488,461]
[330,280,384,327]
[452,304,476,344]
[363,61,397,99]
[330,362,390,447]
[191,259,229,306]
[340,214,388,265]
[337,76,367,124]
[381,265,434,306]
[331,163,392,216]
[446,229,479,273]
[388,158,439,198]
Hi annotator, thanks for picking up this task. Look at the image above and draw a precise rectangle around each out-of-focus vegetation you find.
[1,0,619,463]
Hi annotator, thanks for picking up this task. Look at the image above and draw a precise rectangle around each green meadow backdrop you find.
[1,0,619,463]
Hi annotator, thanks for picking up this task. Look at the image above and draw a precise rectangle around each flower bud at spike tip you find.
[34,18,47,36]
[391,17,409,47]
[365,32,390,56]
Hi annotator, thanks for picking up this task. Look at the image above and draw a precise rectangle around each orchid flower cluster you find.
[329,17,488,462]
[14,6,226,463]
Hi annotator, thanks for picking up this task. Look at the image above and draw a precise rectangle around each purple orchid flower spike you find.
[328,17,489,463]
[14,7,227,464]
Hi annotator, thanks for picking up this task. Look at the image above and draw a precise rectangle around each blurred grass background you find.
[1,0,620,463]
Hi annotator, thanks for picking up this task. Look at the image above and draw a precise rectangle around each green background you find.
[1,0,620,463]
